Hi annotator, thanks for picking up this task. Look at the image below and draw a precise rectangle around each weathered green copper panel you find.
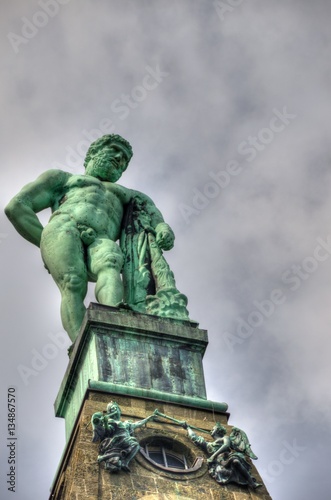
[56,333,99,440]
[93,327,204,396]
[87,381,228,413]
[54,303,223,440]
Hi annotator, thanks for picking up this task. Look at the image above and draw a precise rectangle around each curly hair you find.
[213,423,227,435]
[84,134,133,168]
[106,401,121,418]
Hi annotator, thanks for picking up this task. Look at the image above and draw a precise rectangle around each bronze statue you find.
[91,401,154,472]
[185,422,262,489]
[5,134,189,344]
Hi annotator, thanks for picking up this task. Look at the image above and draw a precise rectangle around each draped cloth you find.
[120,197,190,321]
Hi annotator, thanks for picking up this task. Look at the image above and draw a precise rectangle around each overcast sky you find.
[1,1,331,498]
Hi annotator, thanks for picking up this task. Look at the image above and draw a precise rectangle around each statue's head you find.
[106,401,121,420]
[84,134,133,182]
[211,422,226,438]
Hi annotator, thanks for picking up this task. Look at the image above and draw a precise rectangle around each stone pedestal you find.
[50,304,272,499]
[55,303,216,440]
[50,392,271,500]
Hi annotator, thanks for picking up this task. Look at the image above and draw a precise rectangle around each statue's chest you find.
[65,175,105,193]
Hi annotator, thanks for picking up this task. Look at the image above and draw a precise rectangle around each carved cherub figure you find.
[91,401,154,472]
[185,422,262,489]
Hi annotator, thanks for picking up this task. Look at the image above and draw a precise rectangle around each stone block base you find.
[50,391,272,500]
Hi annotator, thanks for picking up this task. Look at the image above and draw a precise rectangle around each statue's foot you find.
[252,482,263,489]
[116,301,134,311]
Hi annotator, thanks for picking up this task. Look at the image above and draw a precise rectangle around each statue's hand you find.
[155,223,175,251]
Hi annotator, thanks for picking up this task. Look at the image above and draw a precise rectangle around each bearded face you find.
[85,144,129,182]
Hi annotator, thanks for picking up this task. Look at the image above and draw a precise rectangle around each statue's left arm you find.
[129,190,175,251]
[130,414,155,431]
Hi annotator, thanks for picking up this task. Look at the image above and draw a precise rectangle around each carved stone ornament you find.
[185,422,263,489]
[91,405,262,490]
[91,401,154,473]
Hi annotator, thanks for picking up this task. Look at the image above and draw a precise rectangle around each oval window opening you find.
[139,437,203,474]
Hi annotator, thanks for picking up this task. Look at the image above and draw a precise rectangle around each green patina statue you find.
[185,422,262,489]
[91,401,154,472]
[91,406,263,487]
[5,134,189,342]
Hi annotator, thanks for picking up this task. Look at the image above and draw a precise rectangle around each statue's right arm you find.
[207,436,230,462]
[4,169,70,248]
[187,428,208,453]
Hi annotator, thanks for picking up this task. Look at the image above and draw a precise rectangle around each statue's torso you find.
[51,174,131,240]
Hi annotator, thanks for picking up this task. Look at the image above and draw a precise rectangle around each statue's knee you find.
[98,252,123,273]
[61,273,86,293]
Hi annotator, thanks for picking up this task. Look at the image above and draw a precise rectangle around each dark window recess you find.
[140,440,203,474]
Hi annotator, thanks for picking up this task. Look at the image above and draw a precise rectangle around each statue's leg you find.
[232,458,260,487]
[40,215,88,341]
[121,443,140,471]
[87,238,124,306]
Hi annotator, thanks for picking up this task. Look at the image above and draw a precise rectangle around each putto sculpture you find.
[5,134,189,344]
[91,405,262,491]
[91,401,154,472]
[185,422,262,489]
